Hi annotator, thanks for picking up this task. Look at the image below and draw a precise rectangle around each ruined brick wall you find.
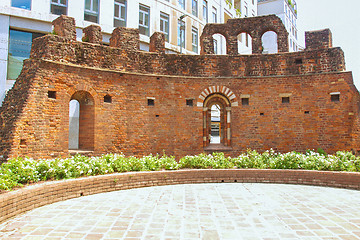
[306,29,333,51]
[200,15,289,55]
[0,15,359,161]
[30,34,345,77]
[0,59,358,160]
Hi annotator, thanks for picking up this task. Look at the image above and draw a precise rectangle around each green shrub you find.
[1,150,360,191]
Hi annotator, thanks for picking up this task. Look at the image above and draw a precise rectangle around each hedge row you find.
[1,150,360,191]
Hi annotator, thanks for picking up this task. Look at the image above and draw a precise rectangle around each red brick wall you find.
[0,58,358,160]
[1,169,360,224]
[0,16,358,161]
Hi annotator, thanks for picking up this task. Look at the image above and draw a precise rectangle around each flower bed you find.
[1,150,360,191]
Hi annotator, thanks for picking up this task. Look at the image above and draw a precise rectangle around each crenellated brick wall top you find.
[1,169,360,224]
[30,34,346,78]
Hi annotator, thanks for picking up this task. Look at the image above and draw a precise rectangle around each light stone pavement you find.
[1,183,360,240]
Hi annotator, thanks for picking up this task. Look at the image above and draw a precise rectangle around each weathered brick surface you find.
[52,15,76,41]
[149,32,165,53]
[83,25,102,44]
[109,27,139,51]
[1,169,360,224]
[0,15,358,161]
[201,15,289,54]
[306,29,333,50]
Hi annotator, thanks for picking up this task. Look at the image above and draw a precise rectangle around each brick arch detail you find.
[197,86,238,107]
[66,84,99,105]
[200,15,289,55]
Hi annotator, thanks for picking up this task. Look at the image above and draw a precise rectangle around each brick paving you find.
[1,183,360,240]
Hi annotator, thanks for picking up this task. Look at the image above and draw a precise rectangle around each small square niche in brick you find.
[104,95,112,103]
[186,99,193,106]
[282,97,290,104]
[241,98,249,105]
[147,99,155,106]
[48,91,56,99]
[331,93,340,102]
[295,58,303,64]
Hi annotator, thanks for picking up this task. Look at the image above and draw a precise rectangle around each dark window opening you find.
[260,113,264,116]
[186,99,193,106]
[295,58,303,64]
[104,95,112,103]
[156,115,159,117]
[241,98,249,105]
[48,91,56,99]
[148,99,155,106]
[20,139,26,146]
[282,97,290,104]
[331,94,340,102]
[305,111,310,114]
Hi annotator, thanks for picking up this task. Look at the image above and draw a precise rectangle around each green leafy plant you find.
[1,150,360,191]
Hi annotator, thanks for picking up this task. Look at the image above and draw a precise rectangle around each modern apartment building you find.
[0,0,257,104]
[257,0,300,53]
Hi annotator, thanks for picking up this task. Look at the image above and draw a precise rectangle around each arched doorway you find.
[261,31,278,54]
[212,33,227,55]
[69,91,95,151]
[237,32,252,54]
[203,93,231,147]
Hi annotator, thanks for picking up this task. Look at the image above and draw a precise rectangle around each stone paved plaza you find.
[1,183,360,240]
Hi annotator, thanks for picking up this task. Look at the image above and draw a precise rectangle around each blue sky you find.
[297,0,360,90]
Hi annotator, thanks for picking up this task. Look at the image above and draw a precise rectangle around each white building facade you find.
[257,0,300,53]
[0,0,257,104]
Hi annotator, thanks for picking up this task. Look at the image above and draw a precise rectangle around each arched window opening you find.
[69,100,80,149]
[212,33,227,55]
[69,91,95,151]
[203,93,231,147]
[210,104,221,144]
[261,31,278,54]
[237,32,252,54]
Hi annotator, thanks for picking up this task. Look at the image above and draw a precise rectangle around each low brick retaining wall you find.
[1,169,360,223]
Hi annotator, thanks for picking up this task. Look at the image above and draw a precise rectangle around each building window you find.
[114,0,126,27]
[282,97,290,104]
[192,0,198,17]
[241,98,249,105]
[84,0,99,23]
[203,0,208,23]
[104,95,112,103]
[51,0,67,15]
[212,7,217,23]
[160,12,169,42]
[244,5,248,17]
[213,39,218,54]
[186,99,193,106]
[147,98,155,106]
[11,0,31,10]
[177,20,185,48]
[7,29,44,80]
[331,93,340,102]
[139,4,150,36]
[192,27,198,53]
[179,0,185,9]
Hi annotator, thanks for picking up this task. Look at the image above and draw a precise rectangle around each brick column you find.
[305,29,333,50]
[227,35,238,55]
[83,25,102,44]
[226,107,231,146]
[149,32,165,53]
[200,36,215,55]
[203,107,208,147]
[52,15,76,41]
[110,27,139,51]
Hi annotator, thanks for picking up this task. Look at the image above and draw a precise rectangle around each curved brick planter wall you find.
[1,169,360,223]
